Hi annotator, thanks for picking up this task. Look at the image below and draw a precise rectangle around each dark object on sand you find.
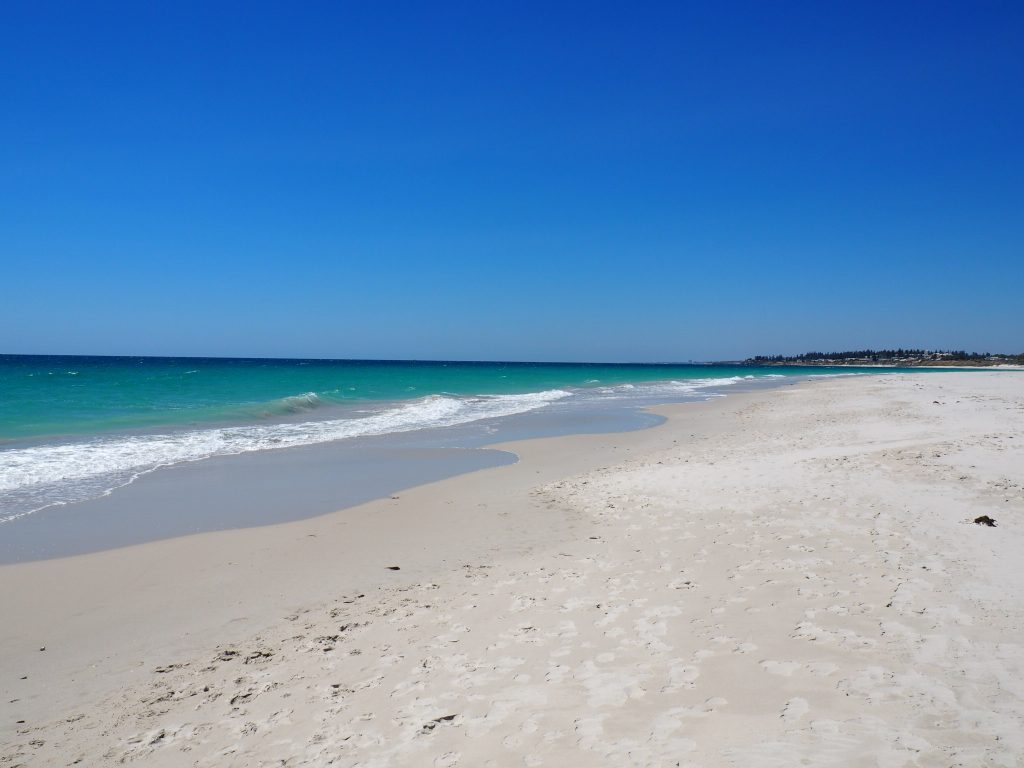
[974,515,997,527]
[386,565,401,570]
[422,714,457,733]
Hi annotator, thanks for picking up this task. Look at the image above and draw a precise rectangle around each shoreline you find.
[0,375,791,564]
[3,372,1023,764]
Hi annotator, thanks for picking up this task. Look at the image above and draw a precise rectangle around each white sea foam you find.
[0,389,571,522]
[595,376,748,398]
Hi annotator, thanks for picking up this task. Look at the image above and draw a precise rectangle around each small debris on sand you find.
[421,714,457,733]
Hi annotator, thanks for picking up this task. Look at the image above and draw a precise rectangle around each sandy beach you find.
[2,372,1023,767]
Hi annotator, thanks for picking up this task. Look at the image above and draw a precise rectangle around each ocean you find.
[0,354,899,556]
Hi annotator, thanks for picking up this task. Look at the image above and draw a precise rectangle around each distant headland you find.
[743,349,1024,367]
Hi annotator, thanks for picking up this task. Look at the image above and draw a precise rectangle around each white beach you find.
[2,372,1023,766]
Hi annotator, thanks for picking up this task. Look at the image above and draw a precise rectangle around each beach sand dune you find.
[2,373,1023,766]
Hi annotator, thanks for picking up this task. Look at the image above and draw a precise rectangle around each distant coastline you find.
[742,349,1024,367]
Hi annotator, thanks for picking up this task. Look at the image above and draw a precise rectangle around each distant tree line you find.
[746,349,1023,364]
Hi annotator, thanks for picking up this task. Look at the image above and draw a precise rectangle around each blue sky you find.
[2,1,1021,361]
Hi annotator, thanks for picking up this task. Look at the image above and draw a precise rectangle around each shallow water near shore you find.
[2,357,936,529]
[2,359,977,563]
[0,374,790,563]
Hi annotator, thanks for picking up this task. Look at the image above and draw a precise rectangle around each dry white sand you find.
[2,372,1023,767]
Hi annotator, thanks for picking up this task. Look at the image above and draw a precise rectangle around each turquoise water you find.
[1,354,845,440]
[0,355,924,524]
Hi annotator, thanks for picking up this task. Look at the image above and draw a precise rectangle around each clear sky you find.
[2,2,1021,362]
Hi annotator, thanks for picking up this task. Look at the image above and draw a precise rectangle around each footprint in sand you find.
[781,696,809,722]
[662,660,700,691]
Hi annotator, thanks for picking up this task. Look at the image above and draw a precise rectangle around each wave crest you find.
[267,391,327,414]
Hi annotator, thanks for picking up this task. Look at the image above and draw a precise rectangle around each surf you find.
[0,389,573,522]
